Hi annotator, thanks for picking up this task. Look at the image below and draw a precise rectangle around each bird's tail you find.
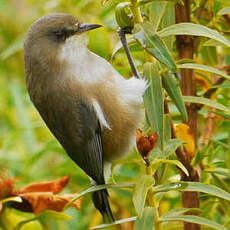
[92,188,114,223]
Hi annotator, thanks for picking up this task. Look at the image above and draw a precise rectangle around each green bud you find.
[115,3,134,30]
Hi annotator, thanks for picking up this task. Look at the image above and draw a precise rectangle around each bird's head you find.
[24,13,101,77]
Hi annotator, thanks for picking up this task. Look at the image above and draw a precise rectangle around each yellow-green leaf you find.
[158,23,230,47]
[133,175,155,216]
[134,22,177,71]
[177,63,230,80]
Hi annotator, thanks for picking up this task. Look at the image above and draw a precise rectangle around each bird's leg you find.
[117,27,140,79]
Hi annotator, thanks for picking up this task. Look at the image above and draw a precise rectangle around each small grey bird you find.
[24,13,146,222]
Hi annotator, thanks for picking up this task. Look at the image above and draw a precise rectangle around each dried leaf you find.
[136,129,158,165]
[0,172,80,215]
[20,192,82,214]
[17,176,69,195]
[174,124,195,158]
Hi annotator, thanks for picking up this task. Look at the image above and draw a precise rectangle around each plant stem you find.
[130,0,143,23]
[146,165,161,230]
[175,1,200,230]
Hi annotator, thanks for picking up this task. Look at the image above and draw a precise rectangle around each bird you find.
[24,13,147,222]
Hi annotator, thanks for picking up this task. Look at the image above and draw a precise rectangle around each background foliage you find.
[1,0,230,230]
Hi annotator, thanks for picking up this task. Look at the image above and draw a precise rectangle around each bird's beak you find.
[77,23,102,33]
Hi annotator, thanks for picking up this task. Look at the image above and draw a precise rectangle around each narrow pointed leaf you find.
[139,0,184,6]
[151,159,188,176]
[203,39,227,47]
[161,215,228,230]
[133,175,155,216]
[212,83,230,88]
[218,7,230,15]
[182,96,230,114]
[164,114,171,141]
[134,207,155,230]
[143,62,164,149]
[92,216,137,229]
[162,72,188,121]
[148,1,167,31]
[64,183,134,209]
[111,36,141,59]
[153,182,230,201]
[158,23,230,47]
[161,2,176,50]
[134,23,177,71]
[177,63,230,80]
[162,139,183,158]
[161,208,201,218]
[150,139,183,161]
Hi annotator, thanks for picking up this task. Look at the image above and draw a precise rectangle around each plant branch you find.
[175,1,200,230]
[118,28,140,79]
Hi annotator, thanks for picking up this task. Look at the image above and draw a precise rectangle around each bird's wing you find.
[59,101,105,184]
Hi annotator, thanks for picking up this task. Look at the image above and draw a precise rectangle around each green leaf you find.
[1,196,22,204]
[203,39,227,47]
[161,2,176,50]
[143,62,164,149]
[182,96,230,114]
[111,36,141,59]
[162,72,188,121]
[158,23,230,47]
[92,216,137,229]
[218,7,230,15]
[163,139,183,158]
[37,210,72,221]
[101,0,123,6]
[139,0,184,5]
[133,175,155,216]
[64,183,134,210]
[148,1,167,31]
[200,46,218,66]
[134,207,155,230]
[164,114,171,141]
[177,63,230,80]
[150,139,183,161]
[153,182,230,202]
[160,215,228,230]
[161,208,201,218]
[134,23,177,71]
[151,159,188,176]
[211,110,230,120]
[212,83,230,88]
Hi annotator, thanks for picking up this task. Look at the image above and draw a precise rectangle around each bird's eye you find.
[53,30,67,42]
[52,29,76,42]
